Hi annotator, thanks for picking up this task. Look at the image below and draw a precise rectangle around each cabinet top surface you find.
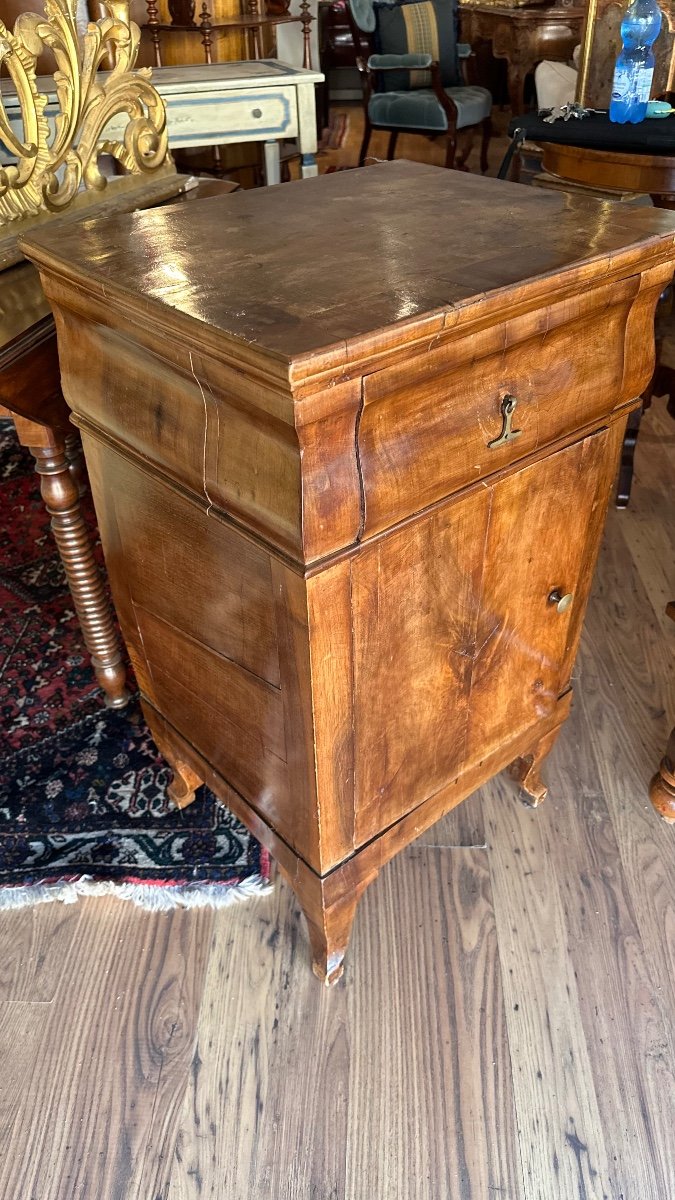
[22,161,675,378]
[0,60,323,106]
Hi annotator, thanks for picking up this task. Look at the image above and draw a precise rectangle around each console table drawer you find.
[358,276,639,537]
[161,88,298,147]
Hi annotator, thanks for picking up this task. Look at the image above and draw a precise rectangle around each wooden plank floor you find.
[2,341,674,1195]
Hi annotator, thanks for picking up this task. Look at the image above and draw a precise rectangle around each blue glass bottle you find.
[609,0,662,124]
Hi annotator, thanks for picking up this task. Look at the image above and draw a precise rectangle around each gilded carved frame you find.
[0,0,170,237]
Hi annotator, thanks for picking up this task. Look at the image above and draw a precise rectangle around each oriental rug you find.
[0,422,270,910]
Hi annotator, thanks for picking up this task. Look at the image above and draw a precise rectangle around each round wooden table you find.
[539,140,675,208]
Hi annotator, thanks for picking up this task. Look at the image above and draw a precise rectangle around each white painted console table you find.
[149,60,324,184]
[1,59,324,187]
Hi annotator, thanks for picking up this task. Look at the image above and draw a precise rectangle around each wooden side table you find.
[23,162,675,982]
[459,3,584,114]
[0,264,130,709]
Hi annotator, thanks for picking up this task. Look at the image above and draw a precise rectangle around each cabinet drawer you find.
[358,276,639,537]
[160,88,298,147]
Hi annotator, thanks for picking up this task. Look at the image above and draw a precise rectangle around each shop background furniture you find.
[347,0,492,169]
[142,0,314,69]
[1,60,324,188]
[498,112,675,506]
[459,2,583,114]
[318,0,368,127]
[23,160,675,983]
[576,0,675,110]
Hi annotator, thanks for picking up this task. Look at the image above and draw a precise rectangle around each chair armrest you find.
[459,43,479,85]
[367,52,434,70]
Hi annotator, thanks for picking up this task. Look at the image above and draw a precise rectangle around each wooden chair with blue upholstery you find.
[347,0,492,170]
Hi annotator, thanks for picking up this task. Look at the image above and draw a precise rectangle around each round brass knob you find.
[548,589,573,614]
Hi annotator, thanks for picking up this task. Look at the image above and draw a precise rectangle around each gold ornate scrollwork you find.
[0,0,169,227]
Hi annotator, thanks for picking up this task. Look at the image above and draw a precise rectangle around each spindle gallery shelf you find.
[143,1,313,68]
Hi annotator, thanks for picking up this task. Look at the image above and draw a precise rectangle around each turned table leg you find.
[11,414,130,709]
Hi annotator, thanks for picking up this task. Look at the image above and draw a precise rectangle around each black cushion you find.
[507,112,675,157]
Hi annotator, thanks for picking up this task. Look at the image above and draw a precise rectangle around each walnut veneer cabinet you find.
[22,162,675,984]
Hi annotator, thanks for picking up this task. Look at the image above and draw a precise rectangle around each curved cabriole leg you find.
[649,728,675,824]
[167,763,203,809]
[142,704,204,809]
[278,863,374,986]
[507,723,563,808]
[305,901,358,986]
[30,436,130,710]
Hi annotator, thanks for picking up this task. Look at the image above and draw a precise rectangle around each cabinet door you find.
[352,425,619,846]
[465,426,618,763]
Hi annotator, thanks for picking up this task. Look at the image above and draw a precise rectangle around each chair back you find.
[348,0,462,89]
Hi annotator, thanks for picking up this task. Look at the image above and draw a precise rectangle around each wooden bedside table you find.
[22,163,675,983]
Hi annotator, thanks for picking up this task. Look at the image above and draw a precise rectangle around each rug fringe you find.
[0,874,274,912]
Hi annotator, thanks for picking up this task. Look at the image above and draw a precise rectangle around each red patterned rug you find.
[0,422,270,909]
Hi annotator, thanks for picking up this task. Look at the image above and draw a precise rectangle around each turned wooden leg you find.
[142,702,204,809]
[649,727,675,823]
[64,431,87,497]
[18,421,130,709]
[507,723,563,808]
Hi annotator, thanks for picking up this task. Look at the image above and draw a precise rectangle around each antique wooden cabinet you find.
[22,162,675,983]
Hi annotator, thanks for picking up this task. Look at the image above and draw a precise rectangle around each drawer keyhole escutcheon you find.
[487,393,522,449]
[548,589,574,614]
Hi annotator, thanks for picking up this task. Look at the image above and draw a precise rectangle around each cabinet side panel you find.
[79,433,329,858]
[307,561,356,868]
[88,443,281,688]
[53,310,304,558]
[352,488,492,844]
